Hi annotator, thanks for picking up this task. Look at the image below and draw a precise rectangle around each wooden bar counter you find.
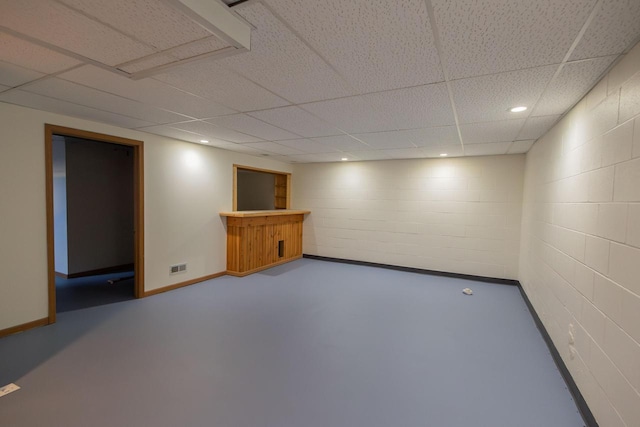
[220,210,310,276]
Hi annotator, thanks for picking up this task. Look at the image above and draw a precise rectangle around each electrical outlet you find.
[0,383,20,398]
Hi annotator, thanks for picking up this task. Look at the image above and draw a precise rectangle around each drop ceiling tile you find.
[264,0,443,93]
[275,139,340,154]
[0,84,9,93]
[518,115,561,140]
[288,152,356,163]
[464,142,511,156]
[155,59,289,112]
[352,131,417,149]
[0,33,81,74]
[363,83,455,130]
[0,60,44,87]
[400,126,461,147]
[380,147,431,160]
[205,114,299,141]
[508,140,536,154]
[23,78,190,124]
[460,119,526,144]
[58,0,212,51]
[118,54,176,73]
[170,120,262,143]
[60,65,234,118]
[311,135,371,151]
[137,124,207,143]
[172,36,230,60]
[0,89,153,128]
[533,56,617,116]
[0,0,154,66]
[241,142,305,155]
[451,65,557,124]
[220,3,355,103]
[570,0,640,60]
[248,106,342,138]
[431,0,596,79]
[422,144,464,158]
[344,150,394,161]
[300,96,397,134]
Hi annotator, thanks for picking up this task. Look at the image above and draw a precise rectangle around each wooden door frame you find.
[45,124,145,324]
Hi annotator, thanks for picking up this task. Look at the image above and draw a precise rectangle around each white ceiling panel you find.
[0,84,9,93]
[352,131,417,149]
[137,124,207,143]
[518,115,561,141]
[219,3,355,103]
[301,96,397,134]
[264,0,443,93]
[170,120,262,143]
[241,142,305,155]
[118,54,176,74]
[344,150,394,161]
[172,36,230,60]
[464,142,511,156]
[570,0,640,60]
[381,147,433,159]
[403,126,461,147]
[363,83,455,130]
[275,139,340,154]
[0,89,154,128]
[60,65,234,118]
[311,135,372,151]
[451,65,557,124]
[533,56,617,116]
[508,140,536,154]
[460,119,526,144]
[0,1,154,66]
[57,0,212,51]
[421,144,464,158]
[0,60,44,87]
[431,0,596,79]
[22,78,191,124]
[155,59,289,112]
[206,114,299,141]
[288,152,358,163]
[248,106,342,138]
[0,33,81,74]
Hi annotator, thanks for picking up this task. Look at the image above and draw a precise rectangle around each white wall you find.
[519,42,640,427]
[293,155,524,280]
[0,102,292,331]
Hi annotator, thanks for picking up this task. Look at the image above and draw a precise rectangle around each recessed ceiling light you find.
[200,139,209,143]
[509,106,527,113]
[341,157,348,161]
[439,153,448,157]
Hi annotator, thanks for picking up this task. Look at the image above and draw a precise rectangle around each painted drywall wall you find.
[519,41,640,427]
[65,138,134,275]
[293,155,524,279]
[0,102,292,331]
[237,169,275,210]
[52,136,68,275]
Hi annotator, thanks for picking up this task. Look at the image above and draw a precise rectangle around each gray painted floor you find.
[0,259,584,427]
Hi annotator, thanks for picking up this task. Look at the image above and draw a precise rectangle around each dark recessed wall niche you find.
[233,165,290,211]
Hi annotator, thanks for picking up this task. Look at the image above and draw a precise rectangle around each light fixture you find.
[439,153,448,157]
[200,139,209,143]
[341,157,348,161]
[509,106,527,113]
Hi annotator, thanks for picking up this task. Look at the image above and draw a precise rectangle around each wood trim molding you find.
[44,124,145,320]
[143,271,226,297]
[0,317,49,339]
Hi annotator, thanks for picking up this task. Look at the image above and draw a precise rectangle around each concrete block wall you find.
[519,42,640,427]
[293,154,524,280]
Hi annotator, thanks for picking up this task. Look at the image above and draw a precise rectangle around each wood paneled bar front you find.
[220,210,310,276]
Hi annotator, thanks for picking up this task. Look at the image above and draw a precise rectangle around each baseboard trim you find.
[143,271,226,297]
[302,254,519,286]
[0,317,49,339]
[516,285,598,427]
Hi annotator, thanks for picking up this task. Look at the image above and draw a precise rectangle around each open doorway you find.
[45,125,144,323]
